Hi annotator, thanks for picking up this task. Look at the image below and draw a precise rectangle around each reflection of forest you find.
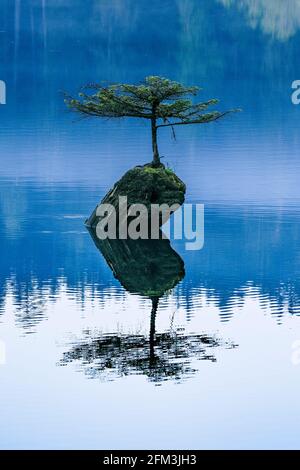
[5,0,300,110]
[218,0,300,40]
[0,184,299,331]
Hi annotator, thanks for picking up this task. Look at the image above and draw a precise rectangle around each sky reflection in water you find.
[0,0,300,450]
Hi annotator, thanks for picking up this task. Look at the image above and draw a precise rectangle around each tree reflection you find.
[60,230,236,383]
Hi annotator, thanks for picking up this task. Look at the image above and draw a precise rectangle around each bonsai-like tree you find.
[65,76,238,167]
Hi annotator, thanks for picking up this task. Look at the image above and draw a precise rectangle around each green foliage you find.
[65,76,239,166]
[165,167,175,176]
[65,75,239,126]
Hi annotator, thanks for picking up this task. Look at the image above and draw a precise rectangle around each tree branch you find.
[156,111,237,128]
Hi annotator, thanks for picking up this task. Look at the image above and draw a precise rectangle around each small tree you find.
[65,76,238,167]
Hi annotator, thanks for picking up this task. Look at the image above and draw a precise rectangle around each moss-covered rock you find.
[85,163,186,228]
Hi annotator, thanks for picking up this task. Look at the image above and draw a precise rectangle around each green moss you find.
[143,166,160,175]
[86,163,186,228]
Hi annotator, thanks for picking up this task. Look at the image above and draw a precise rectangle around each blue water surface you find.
[0,0,300,450]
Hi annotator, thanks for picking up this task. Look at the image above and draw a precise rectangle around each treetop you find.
[65,75,239,127]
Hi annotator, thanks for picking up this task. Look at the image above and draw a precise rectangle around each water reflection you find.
[1,0,300,449]
[60,326,234,384]
[219,0,300,40]
[60,230,236,383]
[88,229,185,297]
[1,184,300,330]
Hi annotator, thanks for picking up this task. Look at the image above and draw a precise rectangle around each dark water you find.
[1,0,300,449]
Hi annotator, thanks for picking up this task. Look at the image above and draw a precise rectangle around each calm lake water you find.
[1,0,300,450]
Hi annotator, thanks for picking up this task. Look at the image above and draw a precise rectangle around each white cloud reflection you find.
[219,0,300,40]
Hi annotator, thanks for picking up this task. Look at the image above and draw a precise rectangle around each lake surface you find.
[0,0,300,450]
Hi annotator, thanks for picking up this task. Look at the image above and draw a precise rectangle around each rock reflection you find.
[60,230,236,383]
[87,228,185,298]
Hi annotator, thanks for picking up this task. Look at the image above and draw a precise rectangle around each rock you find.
[85,163,186,228]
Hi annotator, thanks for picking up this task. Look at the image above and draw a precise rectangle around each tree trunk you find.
[149,297,159,365]
[151,117,160,167]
